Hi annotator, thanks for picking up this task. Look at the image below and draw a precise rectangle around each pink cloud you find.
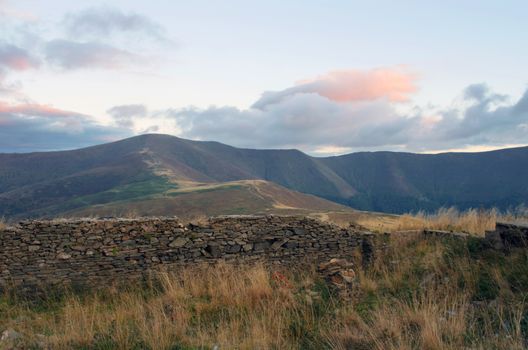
[297,67,418,103]
[253,66,418,109]
[0,44,40,71]
[3,56,34,70]
[0,101,82,117]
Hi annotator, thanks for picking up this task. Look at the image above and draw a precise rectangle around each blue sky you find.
[1,0,527,154]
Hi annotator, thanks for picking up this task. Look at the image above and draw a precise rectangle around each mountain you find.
[0,134,351,218]
[0,134,527,218]
[320,149,528,212]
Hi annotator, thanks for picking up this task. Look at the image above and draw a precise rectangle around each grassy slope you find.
[65,179,351,220]
[2,233,528,349]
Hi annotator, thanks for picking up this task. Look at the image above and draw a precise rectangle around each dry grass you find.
[0,263,322,349]
[354,206,528,235]
[2,233,528,349]
[327,233,528,350]
[393,207,499,235]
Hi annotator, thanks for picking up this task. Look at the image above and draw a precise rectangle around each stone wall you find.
[485,221,528,250]
[0,216,379,292]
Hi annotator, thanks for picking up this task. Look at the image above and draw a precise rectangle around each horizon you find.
[1,1,528,155]
[1,132,527,156]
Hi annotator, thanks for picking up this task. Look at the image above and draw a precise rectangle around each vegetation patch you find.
[47,176,177,213]
[2,233,528,349]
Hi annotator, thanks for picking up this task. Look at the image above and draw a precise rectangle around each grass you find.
[2,233,528,349]
[65,177,177,207]
[354,206,528,235]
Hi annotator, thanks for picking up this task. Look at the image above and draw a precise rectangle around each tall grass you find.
[328,232,528,349]
[0,264,325,349]
[2,232,528,349]
[397,207,499,234]
[357,206,528,235]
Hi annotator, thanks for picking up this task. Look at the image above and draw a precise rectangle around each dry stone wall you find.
[485,222,528,250]
[0,215,380,292]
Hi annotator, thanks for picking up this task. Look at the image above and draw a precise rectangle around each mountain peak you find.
[1,135,527,217]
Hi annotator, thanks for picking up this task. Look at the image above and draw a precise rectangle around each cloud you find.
[63,7,167,42]
[0,101,85,118]
[0,100,131,152]
[419,84,528,149]
[44,39,139,70]
[0,43,38,97]
[0,72,16,96]
[167,93,402,151]
[0,0,37,20]
[2,56,527,155]
[1,6,172,72]
[252,67,417,109]
[155,81,528,154]
[107,104,147,128]
[0,43,39,71]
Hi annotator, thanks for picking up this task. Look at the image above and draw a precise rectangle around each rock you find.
[57,252,72,260]
[242,243,253,252]
[225,244,241,253]
[318,258,357,296]
[122,240,136,247]
[271,239,288,250]
[484,230,503,250]
[206,243,222,258]
[319,258,353,271]
[169,237,188,248]
[28,245,40,252]
[340,269,356,283]
[253,242,270,251]
[293,228,307,235]
[285,241,298,249]
[488,222,528,249]
[361,238,374,269]
[1,328,22,342]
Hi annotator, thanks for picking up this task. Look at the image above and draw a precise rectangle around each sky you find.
[0,0,527,155]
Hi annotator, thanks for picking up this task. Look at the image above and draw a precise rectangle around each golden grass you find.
[353,207,528,235]
[2,232,528,349]
[0,263,315,349]
[326,233,527,350]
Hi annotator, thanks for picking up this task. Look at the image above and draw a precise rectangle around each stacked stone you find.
[485,222,528,250]
[0,215,376,292]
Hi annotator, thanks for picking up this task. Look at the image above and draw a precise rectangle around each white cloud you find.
[45,39,140,70]
[63,7,168,42]
[124,82,528,154]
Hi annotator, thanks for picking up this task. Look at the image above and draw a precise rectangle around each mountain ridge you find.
[1,133,527,217]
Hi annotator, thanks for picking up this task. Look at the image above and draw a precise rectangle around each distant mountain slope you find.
[320,148,528,212]
[0,134,527,217]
